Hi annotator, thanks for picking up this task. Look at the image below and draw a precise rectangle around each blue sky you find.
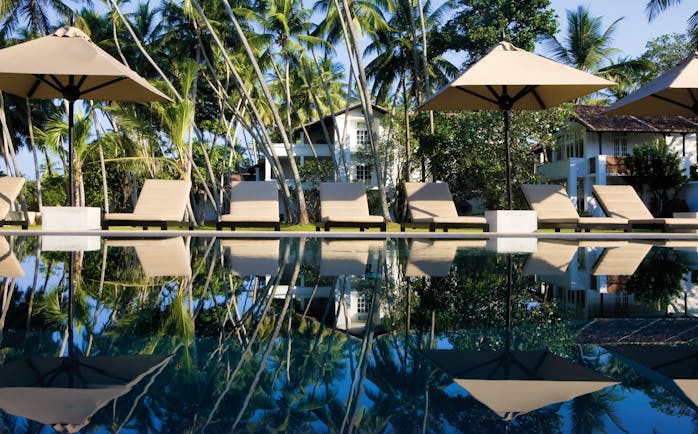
[545,0,695,57]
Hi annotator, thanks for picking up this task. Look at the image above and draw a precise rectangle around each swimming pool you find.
[0,236,696,433]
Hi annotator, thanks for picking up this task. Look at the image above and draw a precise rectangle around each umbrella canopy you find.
[0,26,172,205]
[606,51,698,116]
[0,26,170,102]
[419,41,614,208]
[0,354,172,432]
[605,345,698,409]
[422,349,618,421]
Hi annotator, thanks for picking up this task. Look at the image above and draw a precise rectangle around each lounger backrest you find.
[592,185,654,220]
[228,181,279,220]
[133,179,191,220]
[521,184,579,220]
[222,238,281,276]
[0,237,24,278]
[404,182,458,219]
[0,177,24,220]
[106,238,192,277]
[319,182,370,220]
[320,239,384,276]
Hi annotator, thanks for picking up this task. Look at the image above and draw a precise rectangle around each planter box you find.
[485,210,538,233]
[41,206,101,231]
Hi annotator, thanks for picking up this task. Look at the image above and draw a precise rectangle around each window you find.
[356,296,368,313]
[356,126,368,146]
[556,129,584,159]
[356,164,371,182]
[614,134,628,157]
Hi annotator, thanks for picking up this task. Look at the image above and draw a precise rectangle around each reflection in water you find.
[422,349,617,421]
[0,237,694,432]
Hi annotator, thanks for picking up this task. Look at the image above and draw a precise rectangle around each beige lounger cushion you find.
[0,237,24,278]
[222,238,280,276]
[319,183,385,223]
[105,238,191,277]
[404,182,458,221]
[0,177,25,220]
[592,185,656,220]
[104,179,191,222]
[320,239,385,276]
[521,184,579,222]
[220,181,279,223]
[577,216,628,225]
[404,182,487,225]
[523,240,578,276]
[593,243,652,276]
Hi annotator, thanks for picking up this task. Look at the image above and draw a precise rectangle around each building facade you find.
[537,105,698,214]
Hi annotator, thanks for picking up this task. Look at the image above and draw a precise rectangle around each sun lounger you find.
[319,239,385,276]
[592,242,651,276]
[521,184,629,232]
[401,182,488,232]
[102,179,192,230]
[593,184,698,231]
[221,238,281,276]
[522,240,579,276]
[0,237,24,278]
[217,181,280,231]
[317,183,386,232]
[105,237,192,277]
[404,239,486,277]
[0,177,28,229]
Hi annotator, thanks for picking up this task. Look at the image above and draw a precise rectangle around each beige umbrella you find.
[0,26,172,205]
[422,349,618,421]
[0,353,173,432]
[606,51,698,116]
[419,41,614,208]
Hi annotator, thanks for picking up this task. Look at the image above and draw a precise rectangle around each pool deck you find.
[3,228,698,241]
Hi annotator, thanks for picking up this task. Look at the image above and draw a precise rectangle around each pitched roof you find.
[294,103,388,135]
[573,104,698,133]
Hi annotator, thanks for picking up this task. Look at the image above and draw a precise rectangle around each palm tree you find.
[545,6,642,102]
[646,0,698,44]
[0,0,72,38]
[545,6,622,73]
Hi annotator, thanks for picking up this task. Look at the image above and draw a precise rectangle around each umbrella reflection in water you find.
[422,254,618,421]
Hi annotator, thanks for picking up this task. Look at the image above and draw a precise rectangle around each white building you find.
[537,105,698,214]
[262,103,394,189]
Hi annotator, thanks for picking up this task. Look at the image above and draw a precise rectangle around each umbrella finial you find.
[52,26,90,40]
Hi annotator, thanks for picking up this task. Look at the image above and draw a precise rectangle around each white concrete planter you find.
[41,235,100,251]
[485,210,538,233]
[41,206,101,230]
[486,237,538,253]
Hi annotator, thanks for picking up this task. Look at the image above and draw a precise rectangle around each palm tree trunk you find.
[25,99,42,209]
[337,0,392,220]
[222,1,310,224]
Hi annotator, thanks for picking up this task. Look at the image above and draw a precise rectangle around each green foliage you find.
[626,247,688,312]
[412,107,570,210]
[32,175,67,207]
[625,139,688,216]
[637,33,693,84]
[436,0,558,65]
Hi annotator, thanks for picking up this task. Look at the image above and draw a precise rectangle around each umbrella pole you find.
[504,109,512,210]
[68,100,74,207]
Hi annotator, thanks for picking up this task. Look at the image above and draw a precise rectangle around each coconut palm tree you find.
[646,0,698,44]
[0,0,72,38]
[544,6,642,102]
[545,6,622,73]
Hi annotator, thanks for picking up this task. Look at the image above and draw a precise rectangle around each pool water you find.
[0,236,696,433]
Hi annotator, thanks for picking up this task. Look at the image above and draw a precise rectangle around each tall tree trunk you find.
[25,99,42,209]
[337,0,392,221]
[221,0,310,224]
